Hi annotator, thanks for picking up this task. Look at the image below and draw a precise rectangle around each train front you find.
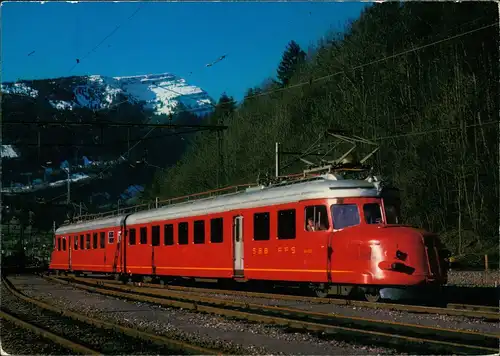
[357,191,450,301]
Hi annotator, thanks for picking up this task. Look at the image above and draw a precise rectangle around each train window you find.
[253,212,270,241]
[210,218,223,243]
[74,236,78,250]
[164,224,174,245]
[363,203,383,224]
[331,204,360,230]
[277,209,296,240]
[178,222,188,245]
[108,231,115,244]
[62,238,67,251]
[129,229,136,245]
[140,227,148,245]
[194,220,205,244]
[152,225,160,246]
[100,232,106,248]
[93,233,98,249]
[57,237,62,251]
[80,235,84,250]
[305,205,330,231]
[86,234,91,249]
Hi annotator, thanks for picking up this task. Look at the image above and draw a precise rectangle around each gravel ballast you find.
[0,318,72,355]
[1,282,200,355]
[9,275,401,355]
[137,285,500,335]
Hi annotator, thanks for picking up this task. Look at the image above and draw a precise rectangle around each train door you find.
[68,236,72,271]
[233,216,244,277]
[108,229,120,273]
[151,225,160,277]
[121,226,128,275]
[117,230,122,273]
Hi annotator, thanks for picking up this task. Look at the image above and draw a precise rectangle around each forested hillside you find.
[149,3,498,263]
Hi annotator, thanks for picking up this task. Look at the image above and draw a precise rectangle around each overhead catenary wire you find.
[68,3,144,73]
[278,120,499,173]
[106,19,495,117]
[241,22,498,103]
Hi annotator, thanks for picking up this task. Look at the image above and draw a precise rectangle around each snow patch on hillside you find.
[113,73,213,116]
[1,82,38,98]
[49,100,73,110]
[1,145,19,158]
[2,73,214,116]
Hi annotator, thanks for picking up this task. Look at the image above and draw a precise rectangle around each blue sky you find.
[1,1,370,101]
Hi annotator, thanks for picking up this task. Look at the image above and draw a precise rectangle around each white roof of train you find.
[127,174,384,226]
[56,215,125,235]
[56,174,389,234]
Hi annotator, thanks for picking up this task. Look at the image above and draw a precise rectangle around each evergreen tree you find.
[277,40,306,87]
[210,93,237,124]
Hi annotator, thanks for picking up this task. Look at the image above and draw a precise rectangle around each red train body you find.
[49,173,449,301]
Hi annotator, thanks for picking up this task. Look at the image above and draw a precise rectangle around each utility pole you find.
[65,167,71,205]
[275,142,280,178]
[217,114,224,188]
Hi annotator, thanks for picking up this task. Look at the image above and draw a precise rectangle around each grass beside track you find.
[3,276,222,355]
[51,275,499,355]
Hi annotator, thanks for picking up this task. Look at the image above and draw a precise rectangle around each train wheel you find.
[310,283,329,298]
[364,289,381,302]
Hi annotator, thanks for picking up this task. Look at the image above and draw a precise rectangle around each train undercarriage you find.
[51,269,444,304]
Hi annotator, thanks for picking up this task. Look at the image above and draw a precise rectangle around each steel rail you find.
[80,275,499,321]
[2,277,221,355]
[50,275,499,355]
[0,309,100,355]
[447,303,499,314]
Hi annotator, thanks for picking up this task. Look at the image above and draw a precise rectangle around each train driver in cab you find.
[306,217,327,232]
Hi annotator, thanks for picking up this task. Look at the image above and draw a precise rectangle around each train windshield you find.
[331,204,360,230]
[363,203,383,224]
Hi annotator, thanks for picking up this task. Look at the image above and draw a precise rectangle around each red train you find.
[49,171,449,302]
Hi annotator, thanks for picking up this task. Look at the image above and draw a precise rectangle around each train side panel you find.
[125,213,233,278]
[244,200,332,283]
[153,213,233,279]
[49,234,69,271]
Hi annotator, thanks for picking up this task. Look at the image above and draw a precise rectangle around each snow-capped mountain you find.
[1,145,19,159]
[1,73,215,117]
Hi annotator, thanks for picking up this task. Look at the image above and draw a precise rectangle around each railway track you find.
[49,275,499,355]
[75,275,499,321]
[1,277,220,355]
[447,303,500,314]
[0,309,99,355]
